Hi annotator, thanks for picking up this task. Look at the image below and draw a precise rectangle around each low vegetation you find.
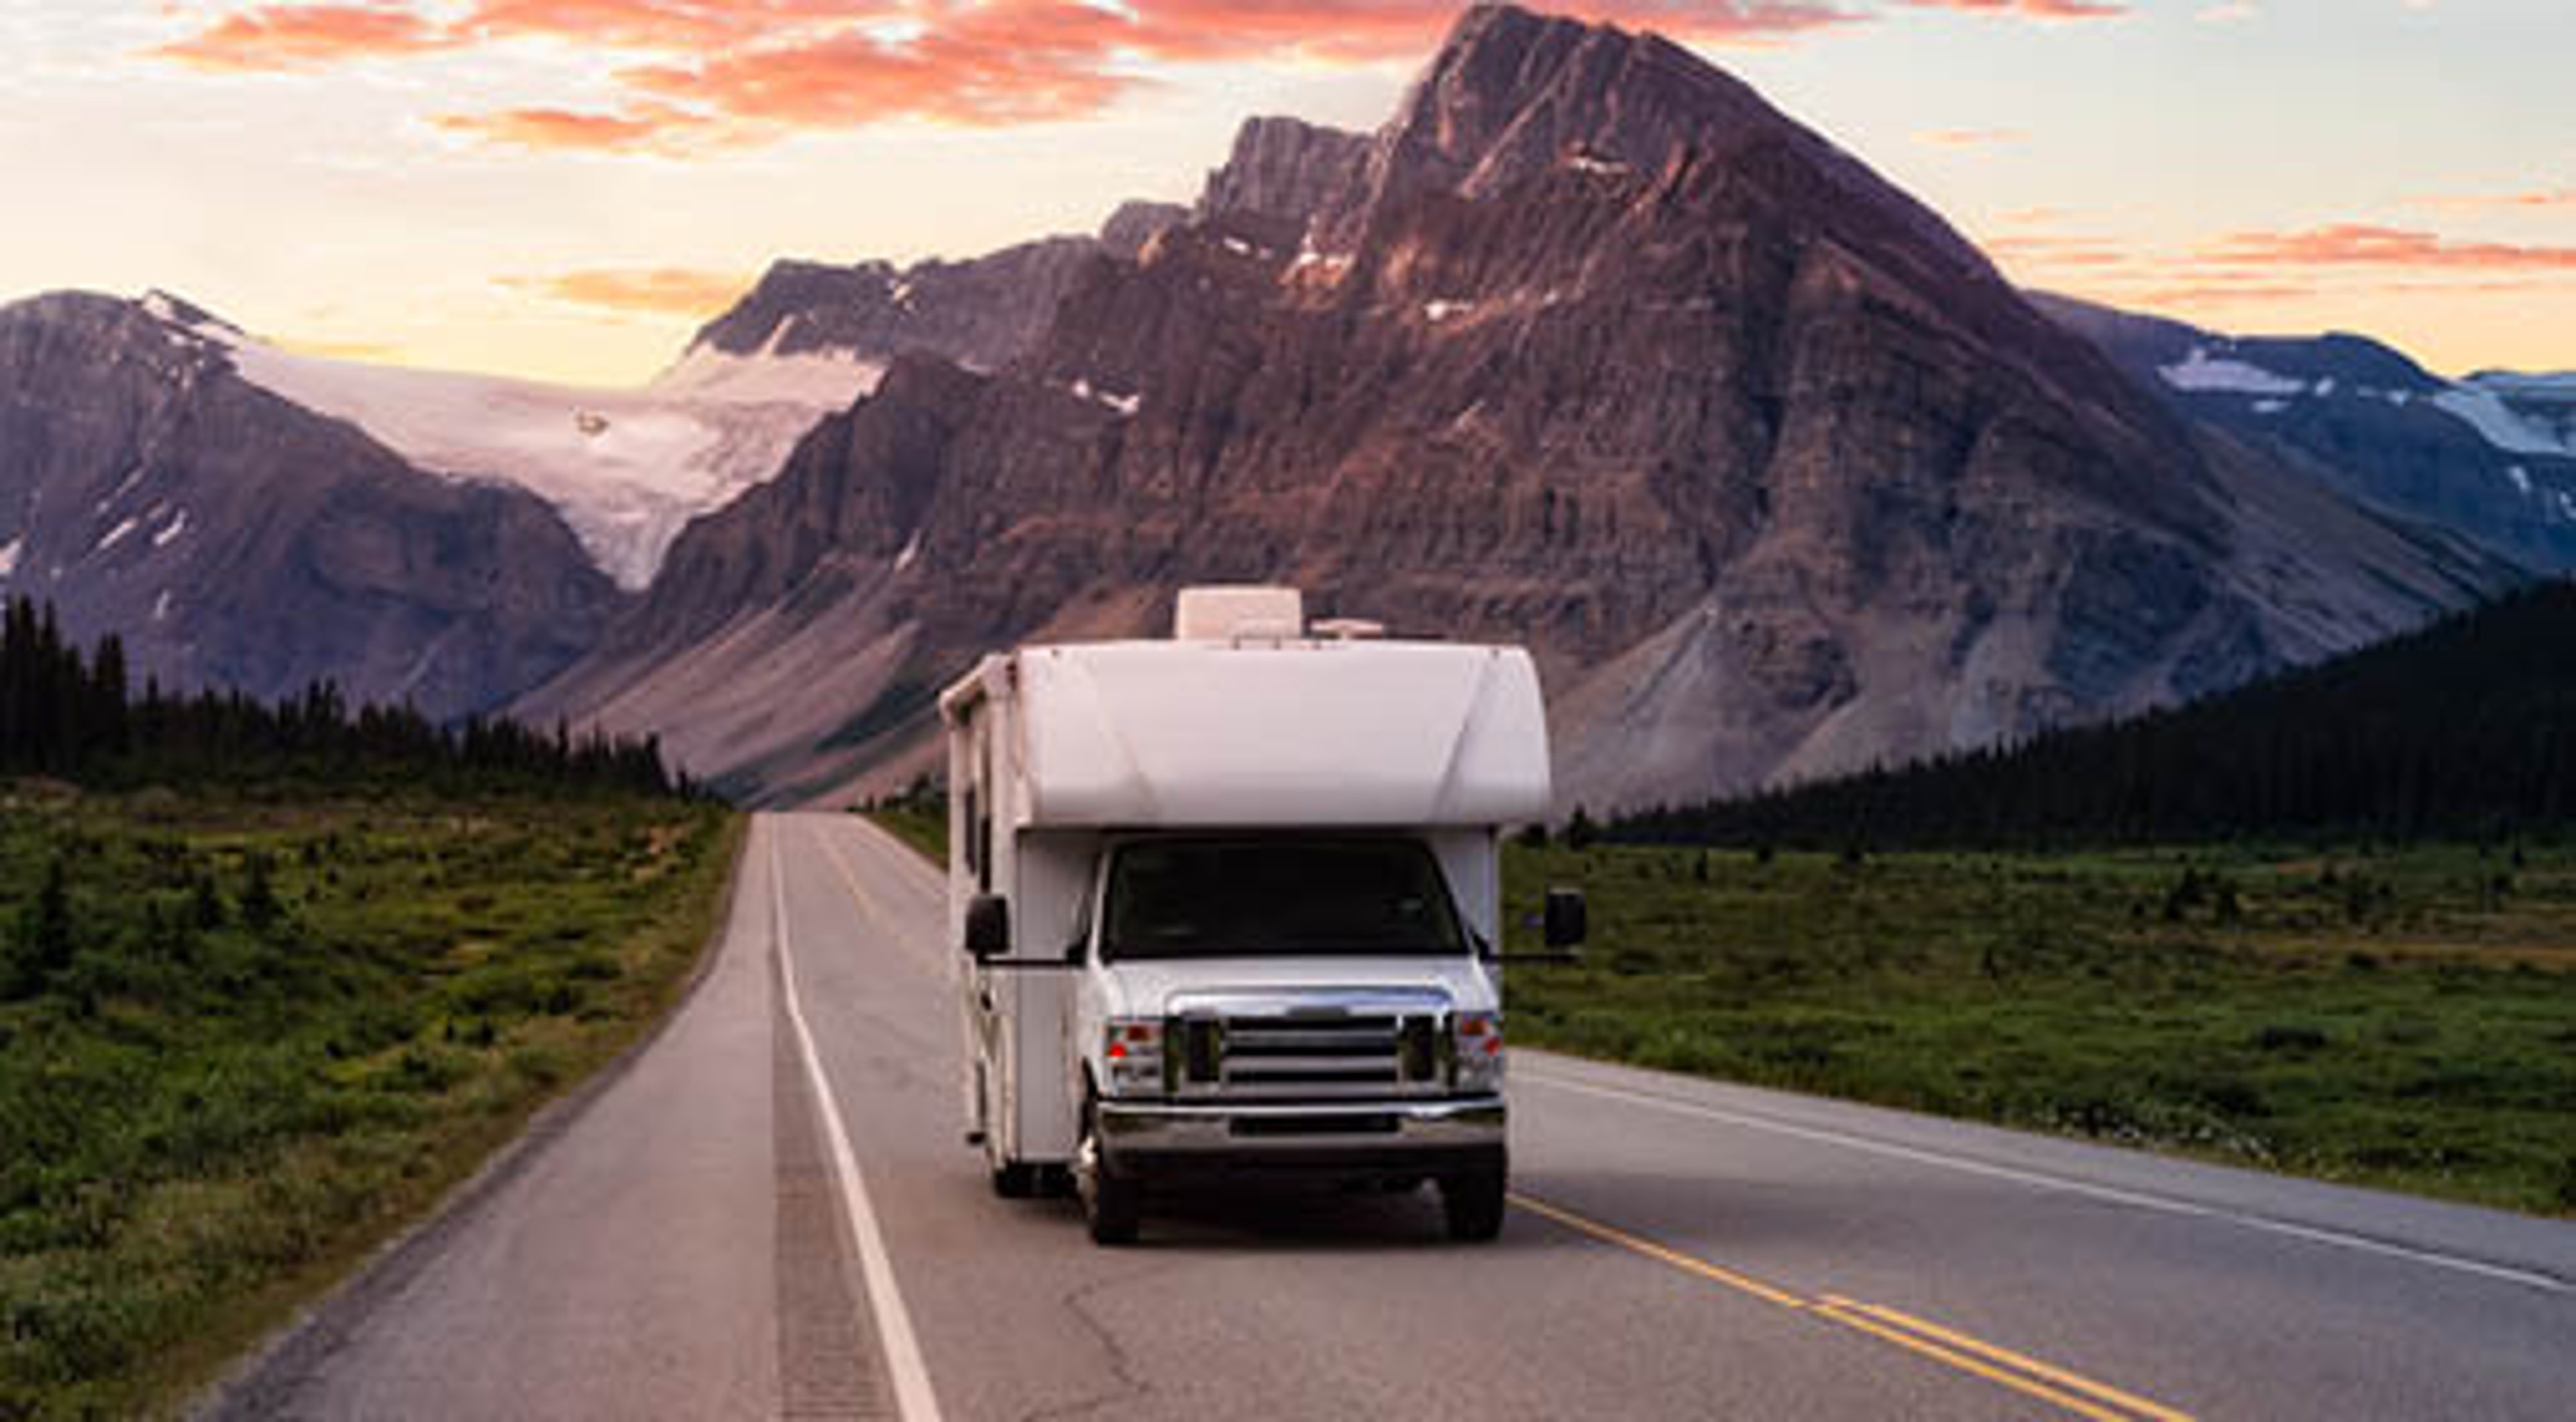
[0,602,739,1417]
[860,777,947,864]
[0,782,737,1417]
[1501,838,2576,1217]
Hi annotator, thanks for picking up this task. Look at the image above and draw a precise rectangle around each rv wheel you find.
[990,1162,1042,1199]
[1076,1089,1142,1246]
[1441,1167,1507,1242]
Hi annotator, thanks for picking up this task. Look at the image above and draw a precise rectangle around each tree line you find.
[0,596,680,796]
[1613,579,2576,851]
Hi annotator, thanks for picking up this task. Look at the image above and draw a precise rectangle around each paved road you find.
[211,813,2576,1421]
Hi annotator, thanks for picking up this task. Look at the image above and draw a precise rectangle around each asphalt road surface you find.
[209,814,2576,1421]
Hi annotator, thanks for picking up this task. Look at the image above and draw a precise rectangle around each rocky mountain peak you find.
[678,235,1108,376]
[1319,3,1988,282]
[1100,200,1189,259]
[1197,115,1371,229]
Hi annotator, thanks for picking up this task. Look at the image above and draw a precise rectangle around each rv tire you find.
[1077,1089,1142,1246]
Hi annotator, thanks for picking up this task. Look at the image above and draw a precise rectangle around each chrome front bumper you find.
[1097,1097,1505,1178]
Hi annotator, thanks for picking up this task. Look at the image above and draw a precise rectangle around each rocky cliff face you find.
[0,292,621,718]
[531,3,2510,809]
[685,233,1110,376]
[2036,292,2576,574]
[1198,117,1372,228]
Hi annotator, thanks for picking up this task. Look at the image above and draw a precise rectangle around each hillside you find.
[1616,579,2576,849]
[0,292,621,720]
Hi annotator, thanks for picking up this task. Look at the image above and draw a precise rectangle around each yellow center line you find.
[1510,1192,2195,1422]
[804,822,943,975]
[1825,1297,2196,1422]
[1809,1301,2143,1422]
[1509,1192,1809,1308]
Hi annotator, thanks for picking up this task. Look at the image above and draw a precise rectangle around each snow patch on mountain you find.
[2432,388,2576,459]
[144,301,879,589]
[650,319,887,406]
[2158,348,2307,396]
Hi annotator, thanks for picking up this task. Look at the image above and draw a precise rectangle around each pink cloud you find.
[141,2,1941,152]
[431,101,732,154]
[2405,187,2576,215]
[499,266,754,315]
[152,3,452,71]
[2208,224,2576,272]
[1902,0,2125,17]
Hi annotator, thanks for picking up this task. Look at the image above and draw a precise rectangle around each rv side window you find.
[1099,837,1468,961]
[963,722,995,893]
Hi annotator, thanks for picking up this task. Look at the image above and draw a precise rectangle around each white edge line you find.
[1521,1071,2570,1296]
[770,822,948,1422]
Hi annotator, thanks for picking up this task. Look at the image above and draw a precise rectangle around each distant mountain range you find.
[0,3,2547,806]
[2035,294,2576,575]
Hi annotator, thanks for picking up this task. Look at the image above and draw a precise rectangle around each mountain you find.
[2035,294,2576,574]
[1197,116,1371,227]
[529,3,2512,809]
[0,290,619,718]
[1616,577,2576,849]
[677,199,1204,394]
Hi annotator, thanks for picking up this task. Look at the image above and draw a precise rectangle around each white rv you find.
[938,586,1584,1245]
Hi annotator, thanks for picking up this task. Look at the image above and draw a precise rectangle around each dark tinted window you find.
[1100,838,1468,961]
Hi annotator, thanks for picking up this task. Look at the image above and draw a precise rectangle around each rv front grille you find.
[1169,999,1450,1100]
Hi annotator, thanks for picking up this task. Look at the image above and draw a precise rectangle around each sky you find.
[1,0,2568,387]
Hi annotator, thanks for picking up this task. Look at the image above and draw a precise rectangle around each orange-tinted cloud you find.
[2127,282,2314,307]
[619,7,1142,131]
[152,3,452,71]
[2406,188,2576,215]
[431,101,734,154]
[502,266,753,317]
[1902,0,2125,18]
[144,2,1933,152]
[2208,225,2576,272]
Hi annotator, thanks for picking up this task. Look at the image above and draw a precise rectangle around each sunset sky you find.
[3,1,2567,386]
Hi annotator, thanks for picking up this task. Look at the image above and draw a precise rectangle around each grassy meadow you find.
[1500,839,2576,1216]
[0,780,739,1418]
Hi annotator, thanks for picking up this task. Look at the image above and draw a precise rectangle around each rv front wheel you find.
[1441,1167,1507,1242]
[1076,1089,1142,1246]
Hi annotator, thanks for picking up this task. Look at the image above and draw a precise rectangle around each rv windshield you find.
[1099,837,1469,961]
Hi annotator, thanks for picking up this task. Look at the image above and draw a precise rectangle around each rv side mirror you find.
[964,894,1010,960]
[1543,888,1589,950]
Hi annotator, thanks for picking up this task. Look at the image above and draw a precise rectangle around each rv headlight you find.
[1452,1009,1504,1094]
[1101,1018,1164,1097]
